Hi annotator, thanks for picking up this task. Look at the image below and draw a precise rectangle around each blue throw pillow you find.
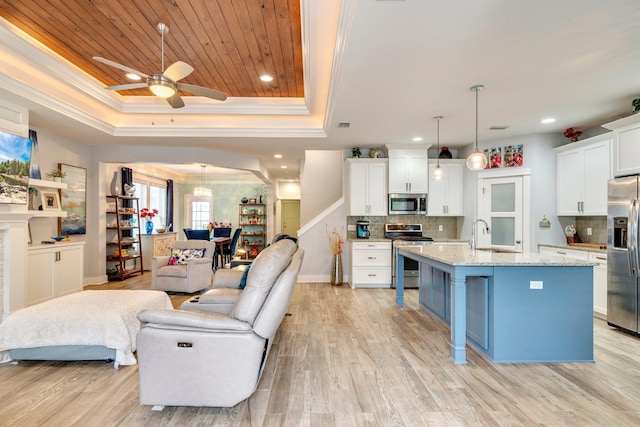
[238,264,251,289]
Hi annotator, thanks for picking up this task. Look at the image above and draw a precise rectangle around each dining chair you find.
[213,227,232,237]
[222,228,243,266]
[185,229,210,241]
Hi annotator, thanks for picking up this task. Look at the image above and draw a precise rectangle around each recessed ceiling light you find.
[541,117,556,124]
[126,73,142,81]
[260,75,273,82]
[281,165,288,169]
[412,137,423,142]
[274,154,283,158]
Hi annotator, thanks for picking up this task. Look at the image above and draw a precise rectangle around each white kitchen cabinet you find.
[538,245,606,318]
[555,134,611,216]
[26,242,85,306]
[350,241,391,288]
[346,158,388,216]
[427,159,465,216]
[386,147,428,194]
[589,252,607,319]
[603,114,640,177]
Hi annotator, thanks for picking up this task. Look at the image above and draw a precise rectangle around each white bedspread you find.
[0,290,172,367]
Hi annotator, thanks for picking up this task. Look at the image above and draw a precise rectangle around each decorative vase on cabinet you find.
[146,221,154,234]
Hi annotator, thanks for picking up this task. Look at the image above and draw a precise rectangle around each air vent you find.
[489,126,509,130]
[338,122,351,128]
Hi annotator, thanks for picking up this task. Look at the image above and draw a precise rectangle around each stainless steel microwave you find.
[388,193,427,215]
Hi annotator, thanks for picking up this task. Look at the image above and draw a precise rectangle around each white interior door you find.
[477,175,524,252]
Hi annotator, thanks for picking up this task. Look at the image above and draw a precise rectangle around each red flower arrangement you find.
[563,127,583,142]
[140,208,158,219]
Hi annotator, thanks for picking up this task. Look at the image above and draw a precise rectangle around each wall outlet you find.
[530,280,543,290]
[438,224,443,231]
[347,224,355,231]
[587,227,592,236]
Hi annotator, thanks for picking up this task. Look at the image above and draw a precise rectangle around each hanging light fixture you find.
[194,164,211,198]
[433,116,444,180]
[466,84,488,171]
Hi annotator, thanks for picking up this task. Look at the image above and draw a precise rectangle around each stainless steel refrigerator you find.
[608,176,640,334]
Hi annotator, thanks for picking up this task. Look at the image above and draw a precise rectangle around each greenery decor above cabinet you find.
[386,146,429,194]
[346,158,388,216]
[427,159,465,216]
[555,134,611,216]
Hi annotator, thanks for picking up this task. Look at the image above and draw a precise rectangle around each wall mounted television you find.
[0,129,32,204]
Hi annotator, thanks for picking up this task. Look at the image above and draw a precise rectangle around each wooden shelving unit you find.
[239,203,266,258]
[106,195,143,280]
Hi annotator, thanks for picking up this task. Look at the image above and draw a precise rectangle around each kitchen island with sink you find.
[396,244,595,364]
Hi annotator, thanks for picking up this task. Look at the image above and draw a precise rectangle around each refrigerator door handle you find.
[629,199,639,276]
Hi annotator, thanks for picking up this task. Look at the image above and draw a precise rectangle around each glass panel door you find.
[478,176,523,252]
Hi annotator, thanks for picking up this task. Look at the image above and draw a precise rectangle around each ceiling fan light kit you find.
[93,22,227,108]
[466,84,488,171]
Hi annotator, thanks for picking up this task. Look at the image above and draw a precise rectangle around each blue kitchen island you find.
[396,244,595,364]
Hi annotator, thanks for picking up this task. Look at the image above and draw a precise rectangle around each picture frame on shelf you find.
[58,163,87,235]
[41,191,61,211]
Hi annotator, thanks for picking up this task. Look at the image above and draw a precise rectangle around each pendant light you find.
[433,116,444,180]
[194,164,211,198]
[466,84,488,171]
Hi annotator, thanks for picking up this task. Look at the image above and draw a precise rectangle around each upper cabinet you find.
[346,158,388,216]
[427,159,465,216]
[386,147,429,194]
[555,134,611,216]
[602,114,640,177]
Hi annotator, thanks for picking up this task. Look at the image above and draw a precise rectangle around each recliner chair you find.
[137,239,303,408]
[151,240,216,293]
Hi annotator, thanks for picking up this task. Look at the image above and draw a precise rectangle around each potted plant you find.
[45,169,66,182]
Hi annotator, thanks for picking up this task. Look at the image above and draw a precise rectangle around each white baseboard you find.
[84,275,108,286]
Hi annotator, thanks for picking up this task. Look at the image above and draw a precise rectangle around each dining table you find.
[210,236,232,269]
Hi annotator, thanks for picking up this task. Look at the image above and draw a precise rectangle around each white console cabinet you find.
[26,242,85,306]
[140,232,177,271]
[350,240,392,289]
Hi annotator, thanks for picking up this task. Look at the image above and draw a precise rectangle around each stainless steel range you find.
[385,224,433,288]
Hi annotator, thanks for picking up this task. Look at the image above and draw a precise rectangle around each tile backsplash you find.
[574,216,606,244]
[347,215,460,240]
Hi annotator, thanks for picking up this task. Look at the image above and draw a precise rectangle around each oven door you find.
[392,244,419,288]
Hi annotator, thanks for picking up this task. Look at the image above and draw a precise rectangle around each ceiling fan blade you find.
[93,56,150,79]
[166,93,185,108]
[105,83,148,91]
[163,61,194,82]
[177,83,228,101]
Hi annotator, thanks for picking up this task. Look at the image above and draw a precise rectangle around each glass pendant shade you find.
[433,115,444,180]
[466,84,488,171]
[466,148,488,171]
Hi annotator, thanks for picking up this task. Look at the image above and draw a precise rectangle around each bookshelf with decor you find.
[106,195,143,280]
[239,203,266,258]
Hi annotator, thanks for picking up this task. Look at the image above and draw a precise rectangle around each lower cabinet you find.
[26,242,85,306]
[140,232,177,271]
[350,241,391,288]
[539,246,606,318]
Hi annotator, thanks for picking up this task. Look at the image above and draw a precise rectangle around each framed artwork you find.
[504,145,524,167]
[41,191,61,210]
[484,147,502,169]
[58,164,87,235]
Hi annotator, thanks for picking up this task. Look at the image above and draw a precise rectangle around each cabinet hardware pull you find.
[557,251,567,255]
[368,274,376,276]
[367,256,376,259]
[596,256,606,260]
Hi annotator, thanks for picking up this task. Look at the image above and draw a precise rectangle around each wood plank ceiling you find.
[0,0,304,98]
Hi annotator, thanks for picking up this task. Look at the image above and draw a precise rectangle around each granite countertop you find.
[399,244,596,267]
[538,243,606,254]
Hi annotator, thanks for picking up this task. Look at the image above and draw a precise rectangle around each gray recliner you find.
[151,240,216,293]
[136,239,303,408]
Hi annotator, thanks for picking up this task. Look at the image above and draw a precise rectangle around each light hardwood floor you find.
[1,275,640,426]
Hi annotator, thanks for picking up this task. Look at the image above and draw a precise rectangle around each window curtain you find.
[166,179,174,232]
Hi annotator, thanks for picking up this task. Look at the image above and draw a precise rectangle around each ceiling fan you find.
[93,22,227,108]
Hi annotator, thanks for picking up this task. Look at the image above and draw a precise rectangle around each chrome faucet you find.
[470,219,491,251]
